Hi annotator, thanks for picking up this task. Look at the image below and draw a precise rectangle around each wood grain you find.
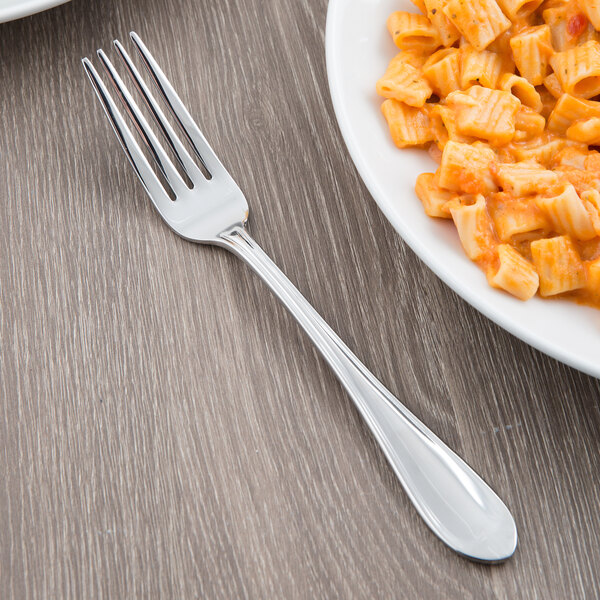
[1,0,600,597]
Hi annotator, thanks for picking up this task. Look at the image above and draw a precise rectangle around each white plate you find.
[0,0,70,23]
[326,0,600,379]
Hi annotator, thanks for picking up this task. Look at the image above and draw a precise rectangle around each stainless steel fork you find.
[82,33,517,563]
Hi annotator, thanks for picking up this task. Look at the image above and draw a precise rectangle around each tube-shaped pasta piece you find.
[542,73,563,99]
[506,133,586,165]
[550,41,600,99]
[544,6,597,52]
[542,0,571,8]
[535,183,597,240]
[449,195,497,260]
[429,104,475,147]
[447,86,521,145]
[580,189,600,236]
[584,152,600,172]
[423,0,460,47]
[391,49,429,69]
[587,258,600,296]
[499,73,543,112]
[542,7,570,52]
[487,244,540,300]
[422,48,461,97]
[551,147,589,170]
[530,235,586,296]
[554,166,600,196]
[487,192,551,241]
[428,107,450,150]
[443,0,511,51]
[537,86,557,119]
[495,161,558,195]
[497,0,543,18]
[460,47,507,89]
[376,55,433,107]
[546,94,600,133]
[514,107,546,140]
[429,107,463,149]
[509,25,553,86]
[437,141,498,193]
[387,12,442,53]
[415,173,454,218]
[381,99,433,148]
[566,117,600,145]
[580,0,600,30]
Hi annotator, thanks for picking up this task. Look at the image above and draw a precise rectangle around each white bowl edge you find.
[325,0,600,380]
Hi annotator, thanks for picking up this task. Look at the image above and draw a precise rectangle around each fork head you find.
[83,32,249,244]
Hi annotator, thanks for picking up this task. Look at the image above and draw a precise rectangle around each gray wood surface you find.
[1,0,600,598]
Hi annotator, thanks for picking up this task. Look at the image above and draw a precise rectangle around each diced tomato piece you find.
[567,13,588,38]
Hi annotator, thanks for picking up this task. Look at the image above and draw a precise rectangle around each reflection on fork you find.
[82,33,517,563]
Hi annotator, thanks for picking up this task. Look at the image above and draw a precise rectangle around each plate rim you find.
[325,0,600,379]
[0,0,70,23]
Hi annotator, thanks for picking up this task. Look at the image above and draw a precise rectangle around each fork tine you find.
[97,49,190,198]
[113,39,206,186]
[129,31,228,178]
[82,58,174,215]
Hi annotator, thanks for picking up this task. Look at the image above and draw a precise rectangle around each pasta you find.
[443,0,511,51]
[509,25,552,85]
[531,236,586,296]
[581,0,600,30]
[376,0,600,307]
[447,86,521,145]
[549,41,600,98]
[488,244,540,300]
[423,0,460,46]
[376,53,433,106]
[381,99,433,146]
[422,48,462,96]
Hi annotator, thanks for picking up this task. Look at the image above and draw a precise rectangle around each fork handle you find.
[219,226,517,563]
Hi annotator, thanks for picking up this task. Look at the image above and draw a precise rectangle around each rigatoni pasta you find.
[550,40,600,98]
[509,25,552,85]
[531,236,586,296]
[422,48,462,96]
[423,0,460,46]
[376,0,600,307]
[448,194,497,260]
[487,244,540,300]
[442,0,511,51]
[580,0,600,31]
[460,47,506,89]
[376,53,433,106]
[447,86,521,145]
[381,99,433,147]
[387,11,441,53]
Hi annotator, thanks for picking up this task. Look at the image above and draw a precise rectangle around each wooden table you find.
[1,0,600,597]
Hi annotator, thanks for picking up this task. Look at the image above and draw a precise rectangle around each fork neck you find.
[218,225,254,250]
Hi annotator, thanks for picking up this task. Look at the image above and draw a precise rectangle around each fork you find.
[82,32,517,563]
